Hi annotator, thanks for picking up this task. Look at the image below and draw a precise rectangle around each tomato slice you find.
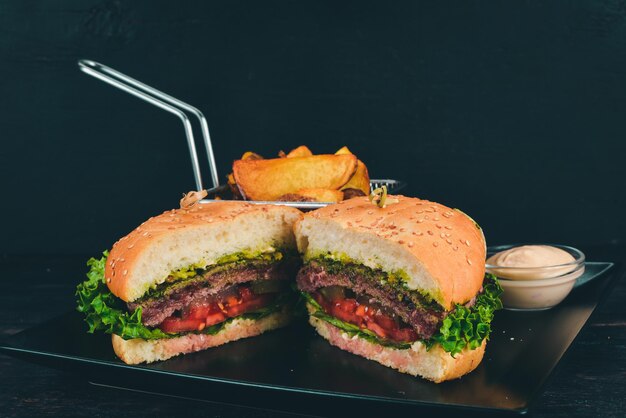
[238,286,255,301]
[313,288,418,343]
[204,311,227,326]
[365,321,388,339]
[187,305,213,319]
[160,317,205,333]
[158,284,278,333]
[372,313,398,331]
[330,299,362,325]
[226,294,271,317]
[388,327,418,342]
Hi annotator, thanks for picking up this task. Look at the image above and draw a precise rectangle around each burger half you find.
[294,195,502,382]
[76,201,302,364]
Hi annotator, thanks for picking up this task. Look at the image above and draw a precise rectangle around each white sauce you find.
[486,245,576,280]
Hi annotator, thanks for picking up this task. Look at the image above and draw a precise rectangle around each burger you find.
[294,195,502,382]
[76,200,302,364]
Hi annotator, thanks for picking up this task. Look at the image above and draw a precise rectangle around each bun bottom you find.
[112,311,293,365]
[308,310,485,383]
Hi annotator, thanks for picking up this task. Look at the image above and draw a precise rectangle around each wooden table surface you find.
[1,244,624,418]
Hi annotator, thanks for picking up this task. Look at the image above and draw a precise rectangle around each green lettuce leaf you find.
[426,273,503,356]
[75,252,295,340]
[75,252,170,340]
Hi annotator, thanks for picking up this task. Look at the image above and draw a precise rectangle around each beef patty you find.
[296,260,445,339]
[130,260,299,327]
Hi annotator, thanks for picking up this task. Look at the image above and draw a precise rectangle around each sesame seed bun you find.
[106,201,303,302]
[293,195,486,309]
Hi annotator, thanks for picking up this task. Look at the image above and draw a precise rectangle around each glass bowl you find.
[486,244,585,311]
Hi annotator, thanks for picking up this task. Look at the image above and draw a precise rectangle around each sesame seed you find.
[417,219,424,223]
[445,226,452,230]
[123,269,127,276]
[436,224,442,229]
[433,217,440,221]
[106,278,111,283]
[427,230,434,235]
[433,242,439,247]
[398,240,405,244]
[467,258,472,265]
[408,242,414,247]
[453,246,459,251]
[446,239,452,244]
[127,244,134,249]
[367,210,373,215]
[399,228,405,232]
[440,232,446,238]
[465,240,471,247]
[355,218,362,223]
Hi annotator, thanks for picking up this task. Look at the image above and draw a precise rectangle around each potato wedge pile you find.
[228,146,370,202]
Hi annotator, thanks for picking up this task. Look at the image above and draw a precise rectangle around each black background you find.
[2,0,625,255]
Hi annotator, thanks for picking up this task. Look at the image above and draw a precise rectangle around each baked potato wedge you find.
[286,145,313,158]
[233,154,357,201]
[335,146,370,195]
[241,151,264,160]
[294,188,344,203]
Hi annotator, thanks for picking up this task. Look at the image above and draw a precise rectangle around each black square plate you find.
[0,262,618,417]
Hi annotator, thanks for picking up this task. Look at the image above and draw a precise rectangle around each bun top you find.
[105,201,302,302]
[295,195,486,309]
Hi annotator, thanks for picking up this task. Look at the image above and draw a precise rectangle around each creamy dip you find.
[486,245,576,280]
